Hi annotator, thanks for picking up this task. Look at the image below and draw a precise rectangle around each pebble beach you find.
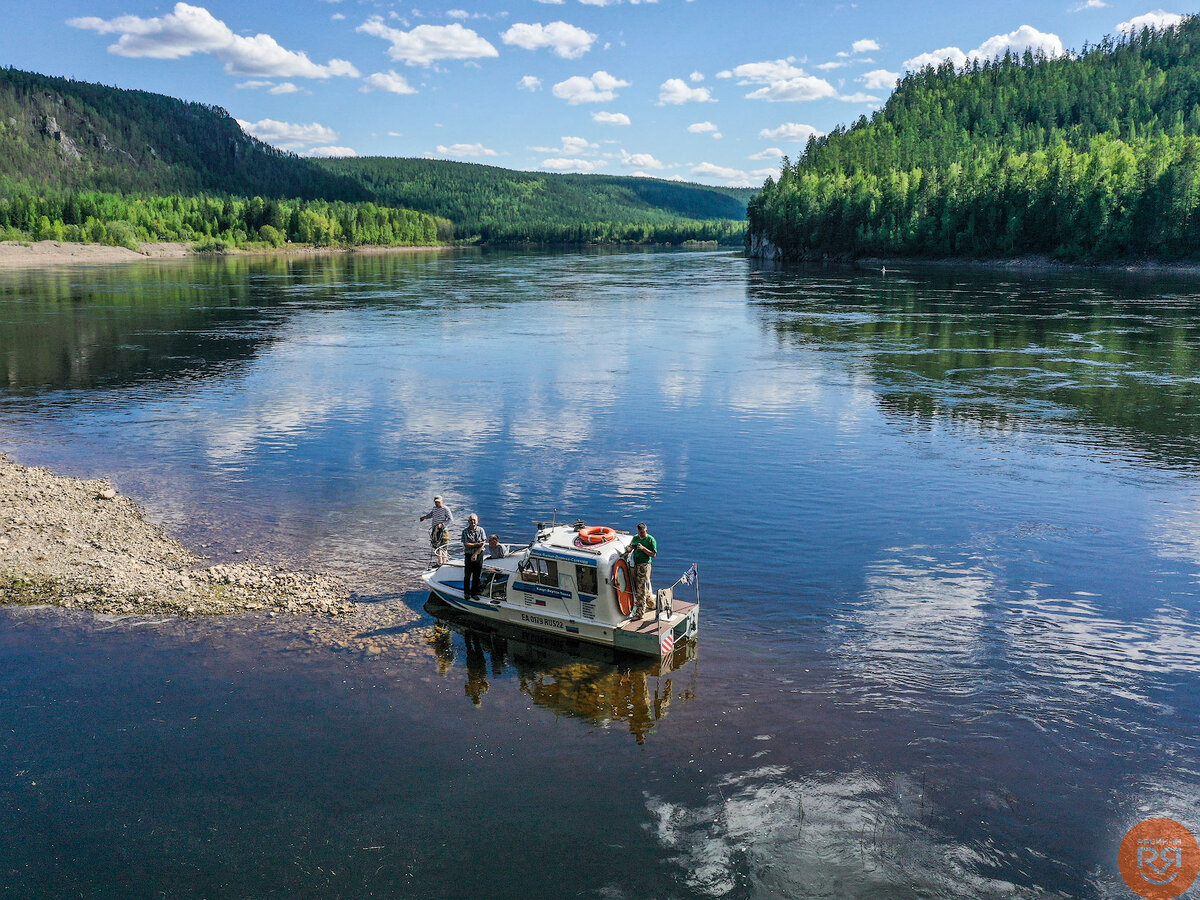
[0,453,356,618]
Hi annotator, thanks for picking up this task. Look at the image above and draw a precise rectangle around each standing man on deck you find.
[461,513,487,600]
[629,522,657,618]
[420,495,454,564]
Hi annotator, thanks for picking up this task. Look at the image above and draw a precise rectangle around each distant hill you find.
[0,65,750,246]
[320,157,753,240]
[0,66,369,201]
[748,16,1200,262]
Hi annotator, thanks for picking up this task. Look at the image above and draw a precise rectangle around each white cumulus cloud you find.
[748,147,784,159]
[68,2,359,79]
[691,162,773,186]
[435,143,500,157]
[357,18,498,66]
[501,21,596,58]
[718,59,806,83]
[303,146,358,157]
[860,68,900,90]
[620,150,664,169]
[904,25,1065,72]
[973,25,1064,61]
[1118,10,1184,33]
[552,70,631,104]
[688,121,719,133]
[530,136,598,155]
[361,70,417,94]
[236,117,338,150]
[693,162,744,179]
[592,110,631,125]
[518,75,543,91]
[718,58,841,102]
[540,158,598,172]
[852,38,881,53]
[659,78,714,104]
[903,46,969,70]
[747,75,838,102]
[759,122,824,142]
[268,82,301,94]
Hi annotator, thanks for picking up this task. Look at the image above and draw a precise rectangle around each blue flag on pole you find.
[681,563,697,586]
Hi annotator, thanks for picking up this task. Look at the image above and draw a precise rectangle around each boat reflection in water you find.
[424,596,697,743]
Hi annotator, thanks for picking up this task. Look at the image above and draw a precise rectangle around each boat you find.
[421,520,699,658]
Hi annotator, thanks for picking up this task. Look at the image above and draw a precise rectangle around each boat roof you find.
[530,523,632,565]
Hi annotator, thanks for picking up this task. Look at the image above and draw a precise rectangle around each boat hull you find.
[422,571,698,659]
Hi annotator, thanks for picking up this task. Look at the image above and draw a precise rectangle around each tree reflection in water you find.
[424,598,696,743]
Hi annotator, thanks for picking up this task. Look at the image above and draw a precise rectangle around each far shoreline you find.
[859,254,1200,278]
[746,245,1200,278]
[0,239,456,270]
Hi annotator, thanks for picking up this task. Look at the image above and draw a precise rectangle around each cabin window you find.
[576,565,597,596]
[523,557,559,588]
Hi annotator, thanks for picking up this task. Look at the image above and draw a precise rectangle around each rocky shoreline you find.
[0,453,355,618]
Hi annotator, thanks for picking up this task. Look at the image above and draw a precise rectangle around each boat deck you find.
[616,599,698,635]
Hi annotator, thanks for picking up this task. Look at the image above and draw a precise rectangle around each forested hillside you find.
[321,157,751,243]
[0,65,748,249]
[748,17,1200,262]
[0,67,369,201]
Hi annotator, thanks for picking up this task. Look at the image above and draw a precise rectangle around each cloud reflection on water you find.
[833,549,995,704]
[644,765,1027,898]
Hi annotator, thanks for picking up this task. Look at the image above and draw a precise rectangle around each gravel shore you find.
[0,240,451,269]
[0,453,355,618]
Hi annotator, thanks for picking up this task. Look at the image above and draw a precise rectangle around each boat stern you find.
[614,600,699,658]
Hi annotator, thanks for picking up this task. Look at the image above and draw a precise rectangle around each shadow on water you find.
[422,595,697,744]
[748,261,1200,468]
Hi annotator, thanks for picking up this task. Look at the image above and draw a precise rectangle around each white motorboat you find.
[421,521,699,658]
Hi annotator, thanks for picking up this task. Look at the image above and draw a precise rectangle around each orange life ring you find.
[578,526,617,545]
[612,558,634,616]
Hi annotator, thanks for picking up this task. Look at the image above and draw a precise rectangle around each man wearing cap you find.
[420,496,454,564]
[629,522,657,618]
[461,513,488,600]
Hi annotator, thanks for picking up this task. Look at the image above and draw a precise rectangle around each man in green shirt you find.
[629,522,657,618]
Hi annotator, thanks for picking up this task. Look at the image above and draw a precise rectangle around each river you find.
[1,249,1197,898]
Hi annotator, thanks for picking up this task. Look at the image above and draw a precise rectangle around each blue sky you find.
[2,1,1188,187]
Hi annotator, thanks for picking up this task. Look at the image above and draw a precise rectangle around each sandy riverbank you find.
[0,240,453,269]
[0,453,355,618]
[0,240,192,268]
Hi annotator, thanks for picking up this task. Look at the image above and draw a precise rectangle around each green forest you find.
[319,157,751,243]
[0,66,747,250]
[748,16,1200,262]
[0,188,449,251]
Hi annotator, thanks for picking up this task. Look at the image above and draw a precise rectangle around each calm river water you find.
[1,249,1198,899]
